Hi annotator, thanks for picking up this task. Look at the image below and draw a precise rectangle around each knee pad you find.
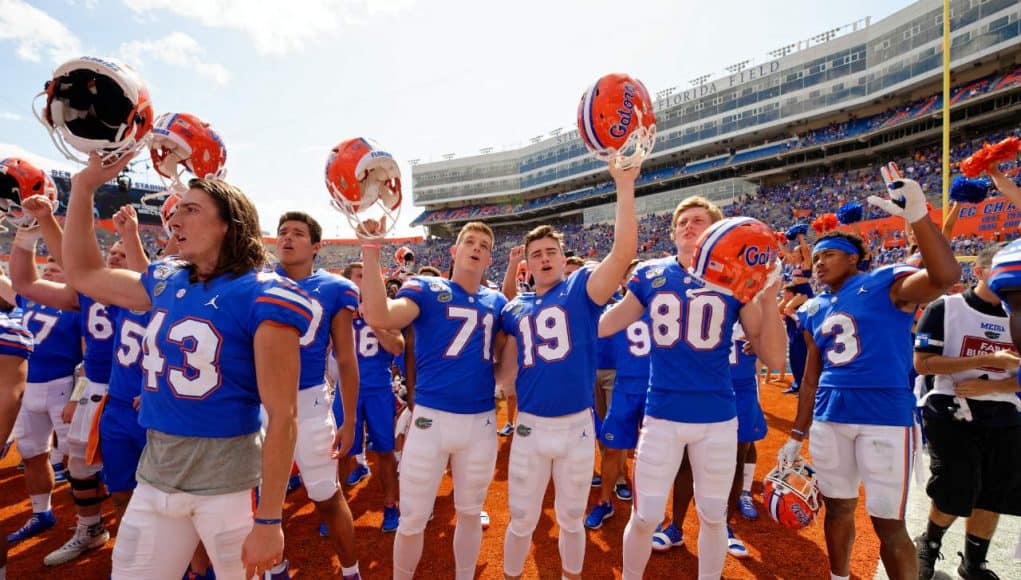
[69,473,108,506]
[694,495,728,525]
[68,455,101,479]
[554,500,587,534]
[632,494,668,530]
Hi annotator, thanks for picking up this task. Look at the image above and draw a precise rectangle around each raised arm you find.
[353,218,420,330]
[373,326,405,356]
[22,195,66,266]
[598,291,644,337]
[62,153,151,311]
[738,280,787,370]
[0,272,15,306]
[502,245,524,300]
[113,204,150,272]
[9,229,78,311]
[987,165,1021,209]
[587,160,639,305]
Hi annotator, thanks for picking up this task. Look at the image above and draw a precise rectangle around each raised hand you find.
[867,162,928,223]
[113,204,139,237]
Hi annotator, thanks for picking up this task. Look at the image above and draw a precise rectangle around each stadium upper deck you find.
[411,0,1021,226]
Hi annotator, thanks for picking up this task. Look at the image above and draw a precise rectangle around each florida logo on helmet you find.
[576,73,656,169]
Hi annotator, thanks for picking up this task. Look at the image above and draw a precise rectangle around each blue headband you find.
[812,237,860,257]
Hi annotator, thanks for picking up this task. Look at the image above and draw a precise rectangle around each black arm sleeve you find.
[913,297,946,354]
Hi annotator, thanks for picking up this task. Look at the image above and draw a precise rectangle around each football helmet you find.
[34,56,154,166]
[395,246,415,273]
[989,238,1021,305]
[577,73,656,169]
[325,138,402,239]
[147,112,227,194]
[0,158,59,232]
[689,216,780,303]
[764,460,821,529]
[159,192,181,236]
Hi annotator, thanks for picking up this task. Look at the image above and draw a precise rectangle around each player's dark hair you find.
[524,225,564,253]
[277,211,323,245]
[565,256,585,268]
[816,230,867,260]
[418,266,442,276]
[188,178,270,281]
[343,262,363,279]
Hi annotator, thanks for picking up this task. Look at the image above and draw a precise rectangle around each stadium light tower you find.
[769,43,796,59]
[442,153,455,160]
[689,74,712,86]
[725,60,751,74]
[530,135,543,144]
[656,87,676,99]
[479,147,494,154]
[408,159,420,166]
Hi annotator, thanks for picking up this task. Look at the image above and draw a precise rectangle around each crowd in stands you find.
[412,64,1021,227]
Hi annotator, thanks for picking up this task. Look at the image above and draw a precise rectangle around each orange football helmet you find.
[689,216,780,303]
[577,73,656,169]
[147,112,227,195]
[325,138,402,239]
[159,192,181,236]
[764,460,821,529]
[0,158,59,232]
[34,56,153,167]
[395,246,415,273]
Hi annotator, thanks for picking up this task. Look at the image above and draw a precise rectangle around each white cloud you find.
[120,32,231,85]
[0,143,79,172]
[0,0,82,63]
[0,112,22,121]
[120,0,411,55]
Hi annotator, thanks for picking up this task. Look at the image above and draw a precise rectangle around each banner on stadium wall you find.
[835,197,1021,242]
[792,208,812,218]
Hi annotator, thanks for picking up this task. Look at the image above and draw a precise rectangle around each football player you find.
[600,197,786,580]
[9,195,119,566]
[780,163,961,580]
[0,304,33,580]
[356,219,507,580]
[275,212,363,578]
[0,258,81,549]
[337,261,404,534]
[498,160,639,579]
[62,154,313,579]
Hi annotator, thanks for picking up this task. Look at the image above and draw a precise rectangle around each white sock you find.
[30,493,51,513]
[830,574,850,580]
[268,561,288,574]
[453,512,484,580]
[341,562,360,576]
[742,462,755,493]
[356,453,368,467]
[392,530,423,580]
[0,564,6,580]
[79,513,101,527]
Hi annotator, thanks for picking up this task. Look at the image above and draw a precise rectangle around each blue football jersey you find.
[397,276,506,414]
[730,322,758,391]
[0,312,33,360]
[989,239,1021,303]
[627,257,743,423]
[500,267,602,417]
[139,262,314,437]
[108,306,151,404]
[16,295,82,383]
[353,314,395,392]
[610,312,652,394]
[277,268,359,390]
[797,264,919,426]
[79,293,116,384]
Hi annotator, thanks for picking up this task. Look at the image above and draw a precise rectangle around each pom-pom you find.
[949,176,991,204]
[785,223,808,240]
[837,202,864,225]
[960,137,1021,178]
[821,213,838,232]
[774,231,788,245]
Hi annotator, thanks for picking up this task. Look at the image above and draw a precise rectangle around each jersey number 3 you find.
[141,311,222,398]
[820,313,861,366]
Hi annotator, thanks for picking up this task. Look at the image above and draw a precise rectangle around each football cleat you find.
[7,510,56,544]
[614,481,632,502]
[577,73,656,169]
[346,463,370,487]
[738,491,759,520]
[727,526,750,559]
[382,504,400,533]
[651,522,684,552]
[584,502,614,530]
[44,523,110,566]
[35,56,154,166]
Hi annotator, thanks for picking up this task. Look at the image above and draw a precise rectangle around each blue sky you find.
[0,0,910,237]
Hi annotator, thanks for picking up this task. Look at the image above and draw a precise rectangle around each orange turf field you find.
[0,377,881,579]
